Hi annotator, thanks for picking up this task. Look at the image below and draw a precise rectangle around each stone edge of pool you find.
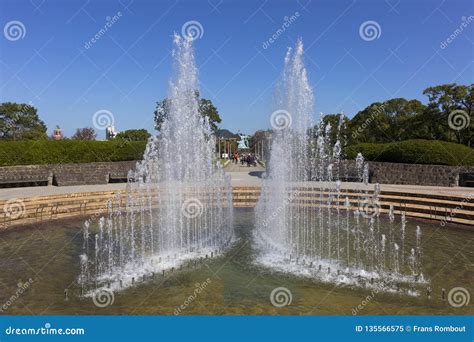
[0,184,472,231]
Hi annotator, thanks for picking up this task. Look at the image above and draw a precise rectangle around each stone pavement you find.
[223,160,266,187]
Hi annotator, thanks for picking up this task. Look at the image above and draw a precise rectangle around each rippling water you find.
[0,209,472,315]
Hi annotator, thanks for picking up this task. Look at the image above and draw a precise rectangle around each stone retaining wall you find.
[0,161,137,187]
[0,160,473,187]
[368,162,474,187]
[333,161,474,187]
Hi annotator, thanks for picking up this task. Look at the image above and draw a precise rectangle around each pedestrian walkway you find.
[222,160,266,186]
[224,161,265,172]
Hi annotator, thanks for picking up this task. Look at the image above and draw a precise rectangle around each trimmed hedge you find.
[0,140,147,166]
[346,139,474,166]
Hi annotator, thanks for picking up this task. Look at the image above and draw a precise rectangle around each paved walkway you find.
[0,163,472,200]
[223,161,265,173]
[223,160,266,187]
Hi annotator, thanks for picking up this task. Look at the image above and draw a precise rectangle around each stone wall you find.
[0,160,473,187]
[334,160,474,187]
[0,161,137,187]
[368,162,474,187]
[323,160,474,187]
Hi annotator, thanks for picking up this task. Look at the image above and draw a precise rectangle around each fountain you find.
[79,34,233,295]
[255,39,426,294]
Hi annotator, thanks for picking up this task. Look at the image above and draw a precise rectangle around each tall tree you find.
[423,84,473,146]
[0,102,47,140]
[348,98,425,144]
[154,91,222,133]
[71,127,97,140]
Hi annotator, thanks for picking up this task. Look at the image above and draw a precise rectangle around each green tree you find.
[319,113,350,146]
[422,84,473,146]
[0,102,47,140]
[348,98,425,144]
[154,91,222,133]
[71,127,97,140]
[115,129,151,141]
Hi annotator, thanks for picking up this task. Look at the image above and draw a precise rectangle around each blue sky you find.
[0,0,472,138]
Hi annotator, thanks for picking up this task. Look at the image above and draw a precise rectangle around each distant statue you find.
[237,133,250,149]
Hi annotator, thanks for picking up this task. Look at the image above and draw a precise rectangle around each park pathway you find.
[223,160,266,187]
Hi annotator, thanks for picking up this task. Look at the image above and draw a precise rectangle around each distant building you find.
[106,125,118,140]
[52,125,63,140]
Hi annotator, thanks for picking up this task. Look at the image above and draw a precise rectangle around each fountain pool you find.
[0,209,472,315]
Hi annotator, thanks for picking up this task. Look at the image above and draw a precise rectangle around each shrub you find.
[0,140,147,166]
[346,139,474,166]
